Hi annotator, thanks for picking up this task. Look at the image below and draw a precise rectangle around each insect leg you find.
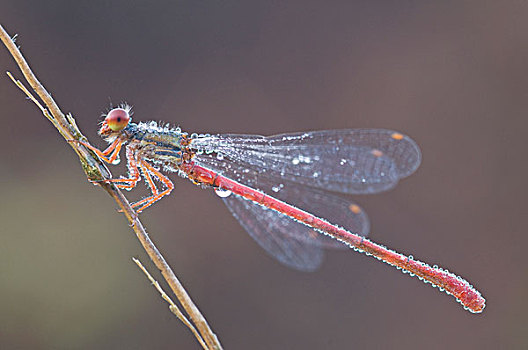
[129,164,160,209]
[132,160,174,213]
[76,138,123,164]
[108,145,141,190]
[141,164,159,196]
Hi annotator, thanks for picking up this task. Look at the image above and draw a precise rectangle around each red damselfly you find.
[79,105,485,313]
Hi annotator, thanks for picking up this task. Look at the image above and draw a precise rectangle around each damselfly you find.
[80,105,485,313]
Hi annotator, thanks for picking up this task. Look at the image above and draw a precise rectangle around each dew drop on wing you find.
[271,183,284,193]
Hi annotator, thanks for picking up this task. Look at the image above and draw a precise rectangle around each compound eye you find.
[105,108,130,131]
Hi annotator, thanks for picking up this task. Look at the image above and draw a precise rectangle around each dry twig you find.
[133,258,209,350]
[0,24,222,350]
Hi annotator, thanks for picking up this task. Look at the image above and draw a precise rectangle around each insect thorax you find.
[126,121,189,172]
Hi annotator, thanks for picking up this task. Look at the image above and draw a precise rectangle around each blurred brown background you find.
[0,1,526,349]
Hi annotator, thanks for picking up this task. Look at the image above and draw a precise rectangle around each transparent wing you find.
[190,129,415,270]
[223,193,325,271]
[222,169,370,270]
[225,175,370,250]
[190,129,421,195]
[250,177,370,248]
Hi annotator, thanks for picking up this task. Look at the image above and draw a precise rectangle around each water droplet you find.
[271,184,284,193]
[214,188,232,198]
[292,158,300,165]
[111,154,121,165]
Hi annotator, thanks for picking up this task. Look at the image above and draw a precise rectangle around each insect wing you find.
[190,129,421,195]
[220,182,370,270]
[245,177,371,248]
[222,193,324,271]
[194,152,371,249]
[191,129,412,269]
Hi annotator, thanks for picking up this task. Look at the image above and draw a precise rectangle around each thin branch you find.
[133,258,208,350]
[0,24,222,350]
